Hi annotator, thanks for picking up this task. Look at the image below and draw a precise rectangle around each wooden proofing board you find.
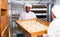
[16,18,49,37]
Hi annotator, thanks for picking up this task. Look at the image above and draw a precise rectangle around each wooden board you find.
[16,18,49,37]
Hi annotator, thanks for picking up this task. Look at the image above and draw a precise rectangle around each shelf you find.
[32,11,46,13]
[11,14,19,18]
[36,15,46,18]
[12,14,20,16]
[35,13,47,16]
[32,5,47,8]
[31,8,47,11]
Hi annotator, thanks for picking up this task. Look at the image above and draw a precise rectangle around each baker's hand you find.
[37,34,49,37]
[37,34,43,37]
[43,34,49,37]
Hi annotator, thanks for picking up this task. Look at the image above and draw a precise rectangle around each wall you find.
[8,3,24,16]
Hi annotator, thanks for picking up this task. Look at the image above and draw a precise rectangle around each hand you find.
[51,12,56,19]
[37,34,43,37]
[43,34,49,37]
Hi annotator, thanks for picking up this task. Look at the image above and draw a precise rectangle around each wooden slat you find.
[1,24,9,36]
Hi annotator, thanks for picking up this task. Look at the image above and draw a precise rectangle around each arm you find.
[51,12,56,19]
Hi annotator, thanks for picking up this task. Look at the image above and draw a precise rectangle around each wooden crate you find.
[16,18,49,37]
[0,0,8,37]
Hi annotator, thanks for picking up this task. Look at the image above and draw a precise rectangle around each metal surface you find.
[47,2,52,22]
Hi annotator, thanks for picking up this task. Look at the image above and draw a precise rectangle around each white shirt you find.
[47,18,60,37]
[47,5,60,37]
[19,11,36,20]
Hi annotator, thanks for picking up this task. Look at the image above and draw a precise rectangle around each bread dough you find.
[18,20,48,32]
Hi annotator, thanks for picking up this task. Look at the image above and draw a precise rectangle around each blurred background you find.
[8,0,56,37]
